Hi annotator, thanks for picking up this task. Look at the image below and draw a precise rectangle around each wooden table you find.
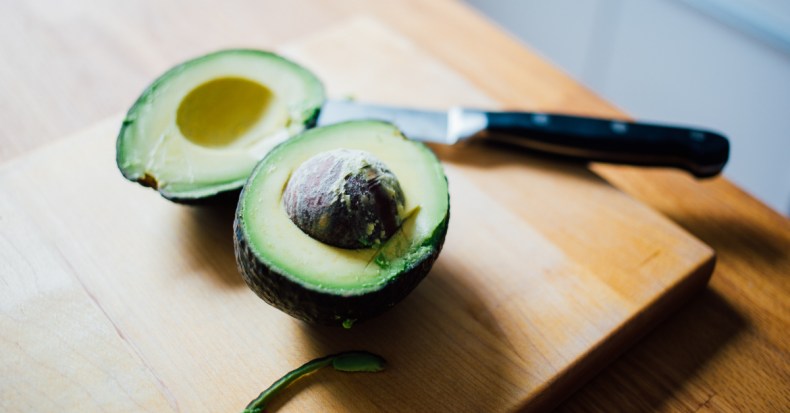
[2,0,788,411]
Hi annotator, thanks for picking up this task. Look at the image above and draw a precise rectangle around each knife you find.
[316,100,730,178]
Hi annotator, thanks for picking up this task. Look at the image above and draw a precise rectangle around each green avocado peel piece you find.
[241,351,386,413]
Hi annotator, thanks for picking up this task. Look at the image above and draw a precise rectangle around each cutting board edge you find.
[525,252,716,412]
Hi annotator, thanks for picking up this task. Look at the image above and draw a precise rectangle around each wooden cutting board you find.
[0,17,714,412]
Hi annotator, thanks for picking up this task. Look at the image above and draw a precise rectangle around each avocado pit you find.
[282,148,405,249]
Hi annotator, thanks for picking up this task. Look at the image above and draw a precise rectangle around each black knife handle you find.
[483,112,730,177]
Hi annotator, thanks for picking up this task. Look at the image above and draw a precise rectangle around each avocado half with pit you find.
[116,49,324,203]
[234,120,449,326]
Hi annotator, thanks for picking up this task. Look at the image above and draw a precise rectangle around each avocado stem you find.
[241,351,386,413]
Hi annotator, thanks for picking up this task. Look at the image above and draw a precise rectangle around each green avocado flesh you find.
[117,49,324,202]
[234,120,449,325]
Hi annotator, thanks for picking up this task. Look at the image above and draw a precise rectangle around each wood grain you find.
[1,0,788,412]
[0,16,715,412]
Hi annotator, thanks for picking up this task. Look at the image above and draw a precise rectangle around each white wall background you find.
[462,0,790,215]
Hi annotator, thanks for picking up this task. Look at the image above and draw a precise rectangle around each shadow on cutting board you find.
[179,202,246,288]
[265,258,533,413]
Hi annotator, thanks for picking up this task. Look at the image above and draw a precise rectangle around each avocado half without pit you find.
[234,120,450,326]
[116,49,324,203]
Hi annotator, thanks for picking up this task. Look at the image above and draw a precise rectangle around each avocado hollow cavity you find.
[282,148,406,250]
[176,77,275,148]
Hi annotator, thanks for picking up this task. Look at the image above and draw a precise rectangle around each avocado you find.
[234,120,449,326]
[116,49,324,203]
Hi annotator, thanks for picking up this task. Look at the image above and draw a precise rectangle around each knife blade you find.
[315,99,730,178]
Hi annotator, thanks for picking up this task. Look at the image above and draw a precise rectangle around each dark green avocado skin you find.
[233,198,449,327]
[163,187,242,206]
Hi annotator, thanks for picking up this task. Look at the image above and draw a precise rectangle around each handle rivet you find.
[611,122,628,134]
[532,114,549,126]
[690,131,706,142]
